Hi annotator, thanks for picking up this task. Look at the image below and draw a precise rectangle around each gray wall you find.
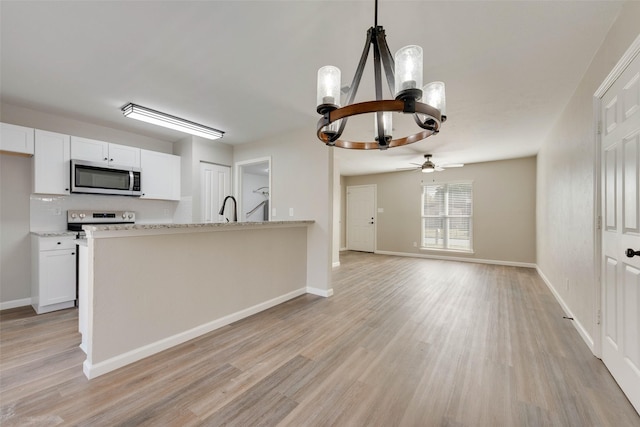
[0,154,32,303]
[344,156,537,265]
[536,2,640,349]
[233,126,333,295]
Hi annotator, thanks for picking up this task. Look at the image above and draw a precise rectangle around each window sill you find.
[419,247,475,255]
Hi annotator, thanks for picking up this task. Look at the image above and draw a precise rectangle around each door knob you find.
[626,248,640,258]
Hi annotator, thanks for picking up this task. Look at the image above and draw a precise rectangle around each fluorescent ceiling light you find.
[121,103,224,140]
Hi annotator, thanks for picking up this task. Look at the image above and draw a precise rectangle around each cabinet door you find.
[39,249,76,306]
[0,122,34,155]
[109,143,140,168]
[140,149,181,200]
[34,130,71,195]
[70,136,109,163]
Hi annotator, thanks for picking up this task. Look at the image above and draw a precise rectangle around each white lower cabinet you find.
[31,235,77,314]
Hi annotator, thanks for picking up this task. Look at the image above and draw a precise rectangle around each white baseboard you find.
[332,261,341,268]
[0,297,32,311]
[536,267,594,352]
[83,287,307,379]
[307,287,334,298]
[374,250,536,268]
[339,247,348,252]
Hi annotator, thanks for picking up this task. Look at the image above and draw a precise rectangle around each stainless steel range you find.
[67,210,136,237]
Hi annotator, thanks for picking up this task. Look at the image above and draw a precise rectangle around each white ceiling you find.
[0,1,625,175]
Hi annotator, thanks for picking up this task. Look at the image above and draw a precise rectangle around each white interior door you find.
[347,185,376,252]
[200,162,230,223]
[601,50,640,414]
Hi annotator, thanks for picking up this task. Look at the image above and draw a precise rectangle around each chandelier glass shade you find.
[316,0,446,150]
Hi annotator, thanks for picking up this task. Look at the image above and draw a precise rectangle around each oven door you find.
[71,160,141,196]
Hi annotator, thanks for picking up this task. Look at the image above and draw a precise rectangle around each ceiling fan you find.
[398,154,464,173]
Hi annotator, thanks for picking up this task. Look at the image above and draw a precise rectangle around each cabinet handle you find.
[110,158,113,162]
[71,252,75,255]
[104,157,108,161]
[57,242,61,245]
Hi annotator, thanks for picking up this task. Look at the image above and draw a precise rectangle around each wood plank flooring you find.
[1,251,639,426]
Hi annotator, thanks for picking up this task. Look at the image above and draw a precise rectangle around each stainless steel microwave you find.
[71,160,142,196]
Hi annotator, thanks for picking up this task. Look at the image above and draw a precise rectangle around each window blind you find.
[422,182,473,251]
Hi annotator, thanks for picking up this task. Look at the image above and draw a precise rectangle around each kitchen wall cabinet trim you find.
[34,130,71,195]
[31,235,77,314]
[0,122,34,156]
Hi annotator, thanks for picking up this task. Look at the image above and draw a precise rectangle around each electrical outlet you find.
[289,208,294,217]
[272,208,277,217]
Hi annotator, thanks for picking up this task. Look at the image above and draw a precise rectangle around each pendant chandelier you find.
[316,0,446,150]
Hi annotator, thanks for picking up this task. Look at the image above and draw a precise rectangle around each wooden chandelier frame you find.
[316,3,445,150]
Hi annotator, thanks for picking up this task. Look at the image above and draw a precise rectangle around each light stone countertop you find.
[30,231,78,238]
[82,220,315,238]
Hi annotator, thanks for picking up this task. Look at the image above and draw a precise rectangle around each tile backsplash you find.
[30,193,181,232]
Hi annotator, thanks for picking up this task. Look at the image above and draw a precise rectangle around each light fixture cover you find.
[422,81,446,116]
[394,45,423,97]
[121,103,224,140]
[374,111,393,140]
[421,165,435,173]
[317,66,341,109]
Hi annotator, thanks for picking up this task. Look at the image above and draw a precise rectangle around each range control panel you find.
[67,210,136,223]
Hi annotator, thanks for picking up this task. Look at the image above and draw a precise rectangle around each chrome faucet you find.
[219,196,237,222]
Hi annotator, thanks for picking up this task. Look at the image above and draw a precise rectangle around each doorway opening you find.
[235,157,271,222]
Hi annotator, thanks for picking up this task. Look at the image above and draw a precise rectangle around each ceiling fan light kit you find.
[316,0,446,150]
[398,154,464,173]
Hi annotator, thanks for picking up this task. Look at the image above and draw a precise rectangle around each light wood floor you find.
[1,251,638,426]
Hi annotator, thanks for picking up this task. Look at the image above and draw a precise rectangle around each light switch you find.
[289,208,294,217]
[377,208,384,213]
[272,208,277,217]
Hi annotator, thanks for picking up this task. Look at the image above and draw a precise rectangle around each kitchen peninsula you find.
[78,220,314,379]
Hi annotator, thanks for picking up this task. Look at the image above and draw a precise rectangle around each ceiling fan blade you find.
[435,166,445,171]
[396,167,419,171]
[442,163,464,168]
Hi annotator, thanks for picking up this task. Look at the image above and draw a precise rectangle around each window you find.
[422,182,473,251]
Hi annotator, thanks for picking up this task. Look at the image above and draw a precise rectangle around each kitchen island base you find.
[80,221,318,379]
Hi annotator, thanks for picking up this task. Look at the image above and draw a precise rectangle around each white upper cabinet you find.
[71,136,140,168]
[33,130,71,195]
[140,149,181,201]
[70,136,108,163]
[0,122,34,155]
[109,143,140,167]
